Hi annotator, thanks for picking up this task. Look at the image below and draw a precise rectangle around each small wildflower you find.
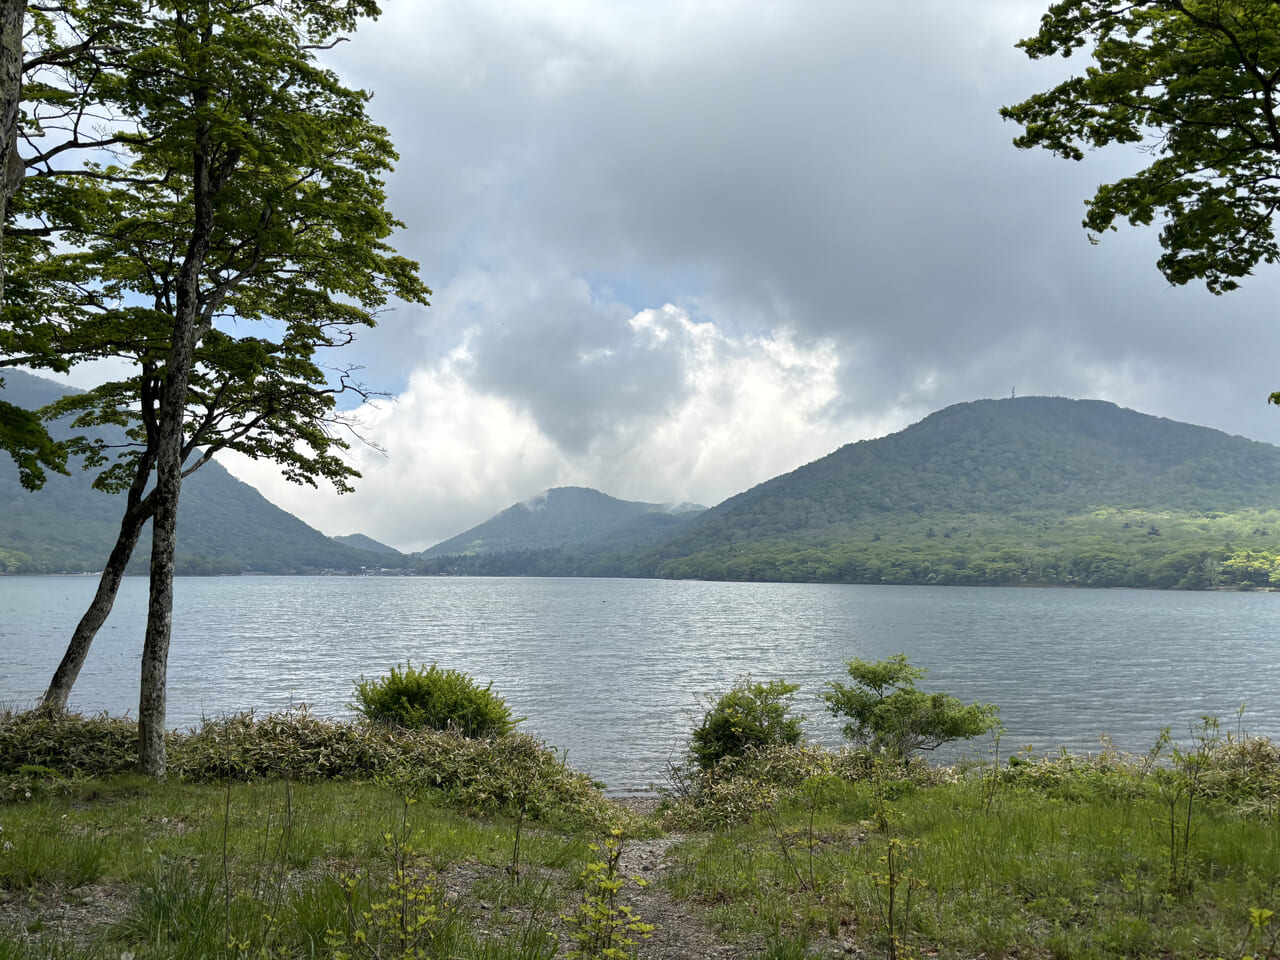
[2,841,13,851]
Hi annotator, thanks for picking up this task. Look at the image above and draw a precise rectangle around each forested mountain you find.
[421,397,1280,589]
[644,397,1280,587]
[11,377,1280,588]
[665,397,1280,542]
[417,486,704,560]
[331,533,402,556]
[0,371,393,574]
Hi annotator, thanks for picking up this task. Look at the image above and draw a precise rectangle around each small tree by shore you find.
[823,654,998,759]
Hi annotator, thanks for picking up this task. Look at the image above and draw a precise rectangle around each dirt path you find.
[615,831,765,960]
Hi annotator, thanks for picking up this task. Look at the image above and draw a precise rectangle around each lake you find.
[2,576,1278,794]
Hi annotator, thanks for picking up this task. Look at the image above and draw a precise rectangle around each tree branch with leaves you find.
[1002,0,1280,294]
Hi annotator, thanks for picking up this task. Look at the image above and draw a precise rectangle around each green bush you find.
[352,661,518,738]
[823,654,999,759]
[0,709,140,781]
[662,741,945,828]
[688,678,804,770]
[0,707,613,828]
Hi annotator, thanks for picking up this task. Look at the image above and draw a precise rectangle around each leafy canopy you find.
[1001,0,1280,294]
[823,655,999,759]
[0,380,64,489]
[4,0,430,770]
[3,0,430,499]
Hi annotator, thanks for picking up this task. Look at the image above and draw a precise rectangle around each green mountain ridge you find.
[10,371,1280,589]
[416,397,1280,589]
[664,397,1280,545]
[0,370,395,574]
[331,533,402,556]
[418,486,705,558]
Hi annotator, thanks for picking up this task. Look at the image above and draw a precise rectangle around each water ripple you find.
[2,577,1278,793]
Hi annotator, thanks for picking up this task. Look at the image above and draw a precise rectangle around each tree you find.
[37,333,385,716]
[6,0,429,777]
[823,655,998,759]
[1001,0,1280,295]
[0,0,29,479]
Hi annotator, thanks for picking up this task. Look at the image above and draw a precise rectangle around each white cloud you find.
[220,301,896,552]
[215,0,1280,549]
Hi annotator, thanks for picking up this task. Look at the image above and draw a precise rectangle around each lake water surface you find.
[2,577,1278,793]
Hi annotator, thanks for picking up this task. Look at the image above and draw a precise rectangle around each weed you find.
[324,814,451,959]
[1212,899,1280,960]
[1151,716,1224,895]
[873,837,923,960]
[978,725,1005,816]
[562,829,654,959]
[760,775,842,894]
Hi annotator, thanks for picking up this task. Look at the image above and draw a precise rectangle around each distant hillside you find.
[331,533,402,557]
[643,397,1280,587]
[418,486,704,559]
[417,397,1280,589]
[0,370,390,574]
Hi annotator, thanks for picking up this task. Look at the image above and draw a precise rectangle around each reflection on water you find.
[3,576,1278,793]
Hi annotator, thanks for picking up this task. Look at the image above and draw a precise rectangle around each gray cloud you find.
[221,0,1280,547]
[452,273,688,452]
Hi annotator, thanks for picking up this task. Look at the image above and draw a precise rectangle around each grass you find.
[0,774,607,959]
[0,710,1278,959]
[660,733,1280,959]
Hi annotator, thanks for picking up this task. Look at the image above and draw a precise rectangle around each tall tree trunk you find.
[42,419,157,713]
[137,74,217,777]
[138,323,200,778]
[41,498,152,712]
[137,5,242,778]
[139,478,179,779]
[0,0,27,305]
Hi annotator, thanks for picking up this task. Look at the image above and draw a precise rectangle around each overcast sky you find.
[209,0,1280,552]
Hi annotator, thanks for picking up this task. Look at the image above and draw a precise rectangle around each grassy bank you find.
[1,711,1278,959]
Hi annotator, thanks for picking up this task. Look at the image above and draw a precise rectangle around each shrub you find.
[662,741,944,828]
[170,707,400,781]
[352,661,518,739]
[1,707,613,828]
[0,709,140,780]
[688,678,804,770]
[823,654,999,759]
[1199,735,1280,807]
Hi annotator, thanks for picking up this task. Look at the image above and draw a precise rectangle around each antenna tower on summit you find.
[1011,387,1016,399]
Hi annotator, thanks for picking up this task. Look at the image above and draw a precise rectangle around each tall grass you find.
[660,732,1280,959]
[0,775,604,960]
